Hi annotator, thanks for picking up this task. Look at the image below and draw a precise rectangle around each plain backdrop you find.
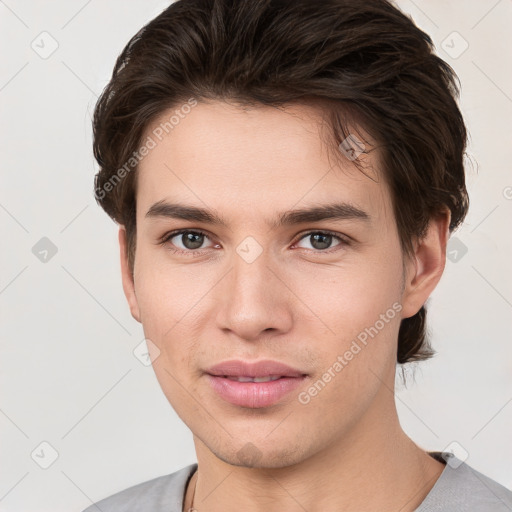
[1,1,511,511]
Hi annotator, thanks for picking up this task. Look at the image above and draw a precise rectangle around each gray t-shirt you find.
[82,452,512,511]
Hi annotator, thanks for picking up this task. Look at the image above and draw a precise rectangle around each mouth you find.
[221,375,288,383]
[204,360,308,408]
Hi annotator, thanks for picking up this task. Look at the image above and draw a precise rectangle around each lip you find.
[205,359,306,378]
[205,359,308,408]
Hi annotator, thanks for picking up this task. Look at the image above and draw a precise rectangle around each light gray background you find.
[1,1,511,511]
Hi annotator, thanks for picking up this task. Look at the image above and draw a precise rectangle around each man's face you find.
[125,101,410,468]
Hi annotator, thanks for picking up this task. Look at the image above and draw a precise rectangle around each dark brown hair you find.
[92,0,469,364]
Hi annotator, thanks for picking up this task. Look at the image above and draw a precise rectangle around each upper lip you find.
[205,359,306,378]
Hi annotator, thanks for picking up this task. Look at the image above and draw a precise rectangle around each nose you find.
[214,248,294,342]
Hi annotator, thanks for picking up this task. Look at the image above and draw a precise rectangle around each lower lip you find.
[206,374,306,408]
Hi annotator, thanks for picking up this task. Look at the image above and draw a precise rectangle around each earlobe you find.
[118,226,141,323]
[401,211,451,319]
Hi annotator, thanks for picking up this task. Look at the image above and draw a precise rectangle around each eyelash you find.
[158,229,351,257]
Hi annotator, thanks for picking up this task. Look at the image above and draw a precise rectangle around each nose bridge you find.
[215,243,292,339]
[232,245,271,297]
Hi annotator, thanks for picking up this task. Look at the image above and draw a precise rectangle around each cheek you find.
[134,243,209,330]
[291,249,404,396]
[298,263,403,421]
[133,262,203,411]
[291,250,403,334]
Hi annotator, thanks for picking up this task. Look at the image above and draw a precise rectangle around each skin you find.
[119,100,449,512]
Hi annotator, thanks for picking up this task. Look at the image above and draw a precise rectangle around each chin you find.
[210,441,307,469]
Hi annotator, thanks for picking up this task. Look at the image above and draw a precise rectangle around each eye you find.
[294,231,348,252]
[158,229,350,256]
[159,230,216,255]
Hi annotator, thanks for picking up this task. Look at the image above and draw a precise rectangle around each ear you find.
[118,226,141,323]
[401,210,451,319]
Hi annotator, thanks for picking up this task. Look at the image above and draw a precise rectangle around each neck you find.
[186,385,445,512]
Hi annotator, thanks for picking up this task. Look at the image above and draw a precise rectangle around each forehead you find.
[136,101,392,225]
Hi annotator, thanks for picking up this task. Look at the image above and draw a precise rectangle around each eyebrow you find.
[145,200,371,228]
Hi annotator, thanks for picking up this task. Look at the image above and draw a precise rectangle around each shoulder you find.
[81,463,197,512]
[417,453,512,511]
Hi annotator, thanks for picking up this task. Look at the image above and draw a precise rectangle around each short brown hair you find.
[92,0,469,364]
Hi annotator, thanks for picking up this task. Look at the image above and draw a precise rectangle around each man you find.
[85,0,512,510]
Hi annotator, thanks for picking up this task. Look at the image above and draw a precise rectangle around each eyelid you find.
[158,228,351,255]
[292,230,351,251]
[158,229,215,249]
